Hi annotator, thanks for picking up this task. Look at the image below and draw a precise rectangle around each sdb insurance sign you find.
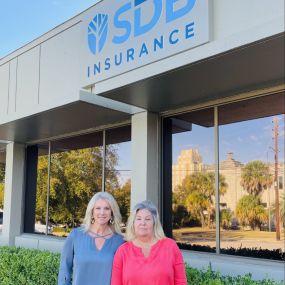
[81,0,209,85]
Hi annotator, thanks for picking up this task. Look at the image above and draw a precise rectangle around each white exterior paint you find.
[0,143,25,246]
[39,23,82,107]
[131,112,160,209]
[0,0,284,126]
[0,63,9,122]
[212,0,284,40]
[182,250,285,282]
[8,58,17,115]
[16,46,40,113]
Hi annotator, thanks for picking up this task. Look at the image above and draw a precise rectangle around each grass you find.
[174,227,285,240]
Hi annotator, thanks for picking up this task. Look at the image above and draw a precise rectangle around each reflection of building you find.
[172,149,204,190]
[172,149,285,213]
[218,152,244,211]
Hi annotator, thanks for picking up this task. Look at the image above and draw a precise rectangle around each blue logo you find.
[88,14,108,55]
[87,0,199,78]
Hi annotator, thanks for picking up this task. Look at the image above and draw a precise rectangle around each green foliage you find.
[35,145,131,228]
[109,179,131,223]
[0,246,60,285]
[240,161,273,197]
[0,183,4,209]
[221,208,233,229]
[185,264,283,285]
[0,163,5,183]
[0,247,282,285]
[174,172,228,228]
[36,147,119,227]
[173,204,191,228]
[236,195,267,230]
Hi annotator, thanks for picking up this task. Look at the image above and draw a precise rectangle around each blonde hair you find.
[125,200,165,241]
[82,192,122,235]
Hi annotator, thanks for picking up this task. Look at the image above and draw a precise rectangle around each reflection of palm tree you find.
[181,172,227,228]
[240,160,273,197]
[221,208,233,229]
[236,195,267,230]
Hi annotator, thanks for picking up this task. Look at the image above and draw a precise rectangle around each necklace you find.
[88,229,113,239]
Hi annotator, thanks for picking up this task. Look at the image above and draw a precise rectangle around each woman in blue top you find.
[58,191,125,285]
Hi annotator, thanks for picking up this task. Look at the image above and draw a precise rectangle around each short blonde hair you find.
[82,191,122,235]
[125,200,165,241]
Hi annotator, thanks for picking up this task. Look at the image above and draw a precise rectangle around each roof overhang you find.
[99,33,285,112]
[0,90,144,144]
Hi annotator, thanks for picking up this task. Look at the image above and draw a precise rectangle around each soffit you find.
[0,101,131,144]
[99,34,285,112]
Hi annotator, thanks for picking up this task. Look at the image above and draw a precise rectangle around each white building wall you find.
[39,23,82,108]
[0,23,82,125]
[212,0,284,40]
[0,63,9,122]
[0,143,25,246]
[0,0,284,125]
[7,58,17,116]
[16,46,40,114]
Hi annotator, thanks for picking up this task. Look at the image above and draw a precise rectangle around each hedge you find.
[0,247,60,285]
[186,265,283,285]
[178,243,285,261]
[0,246,283,285]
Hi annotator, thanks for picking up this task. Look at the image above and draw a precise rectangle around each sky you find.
[0,0,99,58]
[173,115,285,166]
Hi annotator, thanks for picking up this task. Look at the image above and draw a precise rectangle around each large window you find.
[106,126,131,224]
[218,94,285,253]
[166,92,285,257]
[25,125,131,236]
[171,108,215,250]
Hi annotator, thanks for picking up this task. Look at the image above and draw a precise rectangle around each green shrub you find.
[0,247,283,285]
[0,246,60,285]
[185,264,283,285]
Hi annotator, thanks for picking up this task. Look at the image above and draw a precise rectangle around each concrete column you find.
[1,143,25,246]
[131,112,160,210]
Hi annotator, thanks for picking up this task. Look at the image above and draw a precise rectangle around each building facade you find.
[0,2,284,277]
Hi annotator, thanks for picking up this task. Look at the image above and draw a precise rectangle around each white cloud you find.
[237,136,243,142]
[250,135,258,141]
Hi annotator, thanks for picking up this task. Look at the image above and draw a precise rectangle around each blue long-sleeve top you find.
[58,227,124,285]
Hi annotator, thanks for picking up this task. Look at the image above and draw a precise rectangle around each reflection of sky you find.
[111,142,131,186]
[114,115,284,184]
[173,125,214,165]
[172,115,285,165]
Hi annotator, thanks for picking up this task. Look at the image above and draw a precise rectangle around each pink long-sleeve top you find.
[111,237,187,285]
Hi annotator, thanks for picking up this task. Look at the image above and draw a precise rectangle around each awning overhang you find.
[0,91,144,144]
[99,33,285,112]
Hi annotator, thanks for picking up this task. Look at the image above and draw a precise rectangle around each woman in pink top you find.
[111,200,187,285]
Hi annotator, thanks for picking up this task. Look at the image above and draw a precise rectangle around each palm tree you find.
[240,160,273,197]
[180,172,227,228]
[236,195,268,230]
[221,208,233,229]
